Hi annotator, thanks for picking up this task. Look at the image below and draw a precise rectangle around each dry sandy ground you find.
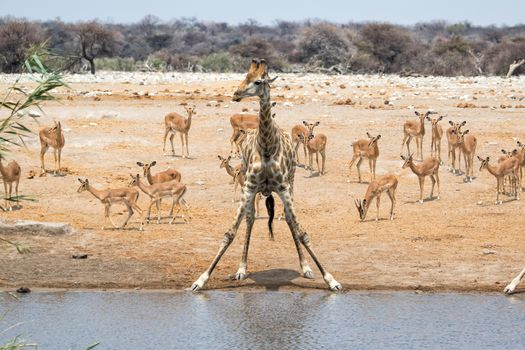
[0,72,524,293]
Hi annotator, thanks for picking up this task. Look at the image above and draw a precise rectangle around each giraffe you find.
[191,59,341,291]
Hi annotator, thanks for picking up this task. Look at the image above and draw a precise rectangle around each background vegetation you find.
[0,16,524,76]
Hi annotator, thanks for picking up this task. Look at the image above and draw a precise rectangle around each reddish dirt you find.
[1,73,524,292]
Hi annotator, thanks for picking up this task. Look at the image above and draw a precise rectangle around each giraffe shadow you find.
[222,269,301,291]
[247,269,301,290]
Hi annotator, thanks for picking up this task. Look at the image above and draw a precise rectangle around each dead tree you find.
[506,59,525,78]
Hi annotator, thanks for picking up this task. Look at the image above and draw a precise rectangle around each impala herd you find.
[1,88,524,293]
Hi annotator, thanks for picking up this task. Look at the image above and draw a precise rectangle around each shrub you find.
[0,20,43,73]
[297,23,350,68]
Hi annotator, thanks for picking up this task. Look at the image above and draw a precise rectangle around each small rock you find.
[195,180,206,186]
[477,201,483,205]
[72,254,88,259]
[482,249,496,255]
[16,287,31,294]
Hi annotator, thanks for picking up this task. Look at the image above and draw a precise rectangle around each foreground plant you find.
[0,47,66,251]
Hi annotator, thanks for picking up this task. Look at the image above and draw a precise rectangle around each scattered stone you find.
[0,221,72,235]
[72,254,88,259]
[16,287,31,294]
[195,180,206,186]
[482,249,496,255]
[283,102,294,107]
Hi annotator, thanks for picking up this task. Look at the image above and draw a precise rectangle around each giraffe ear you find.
[249,59,258,72]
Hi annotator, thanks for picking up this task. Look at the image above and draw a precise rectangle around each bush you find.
[355,23,413,73]
[483,37,525,76]
[297,24,350,68]
[0,20,43,72]
[199,52,235,72]
[95,57,137,71]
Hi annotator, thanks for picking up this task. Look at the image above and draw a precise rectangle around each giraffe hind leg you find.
[278,189,341,291]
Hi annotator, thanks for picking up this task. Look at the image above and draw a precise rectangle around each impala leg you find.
[406,137,412,158]
[185,133,190,158]
[356,157,363,183]
[293,141,300,163]
[321,150,326,175]
[58,148,62,174]
[156,199,162,224]
[169,133,176,156]
[190,188,254,291]
[4,181,10,211]
[131,202,144,230]
[53,149,58,175]
[375,194,381,221]
[315,152,320,174]
[387,189,396,220]
[235,191,257,281]
[303,143,307,166]
[121,202,133,228]
[40,144,48,175]
[400,134,409,156]
[107,204,121,229]
[15,178,19,208]
[504,267,525,294]
[369,159,373,182]
[277,188,341,291]
[435,171,440,199]
[102,203,110,230]
[348,154,359,180]
[418,176,425,203]
[496,178,501,205]
[146,199,155,223]
[163,127,170,154]
[179,133,185,158]
[229,129,237,157]
[429,175,436,199]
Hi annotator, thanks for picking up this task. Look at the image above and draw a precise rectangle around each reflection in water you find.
[1,291,524,349]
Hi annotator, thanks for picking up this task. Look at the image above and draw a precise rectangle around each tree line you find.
[0,16,524,76]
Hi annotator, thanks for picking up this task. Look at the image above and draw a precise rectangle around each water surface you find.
[1,290,524,349]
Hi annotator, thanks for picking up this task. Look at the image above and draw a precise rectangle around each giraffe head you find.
[232,58,277,102]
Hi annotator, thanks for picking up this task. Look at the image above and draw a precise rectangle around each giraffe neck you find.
[257,86,278,157]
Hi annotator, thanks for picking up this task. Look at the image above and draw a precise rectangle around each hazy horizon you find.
[3,0,524,27]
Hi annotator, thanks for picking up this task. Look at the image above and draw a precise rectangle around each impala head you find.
[136,161,156,177]
[401,154,414,169]
[426,114,444,127]
[232,58,277,102]
[477,156,489,171]
[354,199,369,221]
[51,120,61,131]
[453,129,470,144]
[366,132,381,147]
[184,105,196,115]
[218,155,232,168]
[414,110,434,122]
[128,174,140,187]
[77,178,89,193]
[302,121,320,138]
[449,120,466,133]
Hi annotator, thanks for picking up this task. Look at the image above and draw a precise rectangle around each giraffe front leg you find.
[235,192,257,281]
[504,267,525,294]
[190,189,253,291]
[278,189,341,291]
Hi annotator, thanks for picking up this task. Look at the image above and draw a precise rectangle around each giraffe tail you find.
[266,194,275,241]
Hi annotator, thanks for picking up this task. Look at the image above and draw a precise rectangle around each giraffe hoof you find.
[504,284,516,295]
[324,273,342,291]
[303,270,314,279]
[189,273,209,291]
[234,272,247,281]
